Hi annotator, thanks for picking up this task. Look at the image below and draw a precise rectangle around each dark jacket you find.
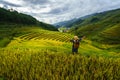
[70,38,82,48]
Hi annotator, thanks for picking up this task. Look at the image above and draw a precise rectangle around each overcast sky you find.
[0,0,120,24]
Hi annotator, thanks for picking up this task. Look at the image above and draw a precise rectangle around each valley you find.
[0,7,120,80]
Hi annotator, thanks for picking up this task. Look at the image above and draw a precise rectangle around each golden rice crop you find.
[0,50,120,80]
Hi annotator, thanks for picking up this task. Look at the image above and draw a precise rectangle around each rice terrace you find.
[0,1,120,80]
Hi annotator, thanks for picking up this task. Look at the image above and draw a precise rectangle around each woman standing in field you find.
[70,36,84,54]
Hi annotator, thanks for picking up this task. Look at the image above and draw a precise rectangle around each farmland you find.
[0,26,120,80]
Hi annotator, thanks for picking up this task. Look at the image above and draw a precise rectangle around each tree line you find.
[0,7,37,25]
[0,7,57,31]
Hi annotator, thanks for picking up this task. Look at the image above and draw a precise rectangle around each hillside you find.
[0,6,120,80]
[0,25,120,80]
[0,7,57,31]
[68,8,120,45]
[54,14,96,28]
[0,8,36,25]
[54,18,78,28]
[0,7,58,47]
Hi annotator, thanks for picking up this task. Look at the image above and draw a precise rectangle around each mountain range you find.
[55,8,120,45]
[0,7,120,45]
[0,7,57,31]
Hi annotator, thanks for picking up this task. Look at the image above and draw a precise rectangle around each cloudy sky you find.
[0,0,120,24]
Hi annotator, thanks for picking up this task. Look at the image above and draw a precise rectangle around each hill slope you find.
[0,7,58,47]
[54,18,78,28]
[0,9,120,79]
[69,8,120,45]
[0,7,57,31]
[0,24,120,80]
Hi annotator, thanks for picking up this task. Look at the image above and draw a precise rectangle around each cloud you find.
[44,6,69,15]
[22,0,50,5]
[0,0,120,24]
[0,0,22,7]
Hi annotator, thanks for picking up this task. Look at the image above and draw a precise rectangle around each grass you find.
[4,32,120,58]
[0,38,11,47]
[0,25,120,79]
[0,49,120,80]
[99,24,120,44]
[69,9,120,46]
[0,25,119,58]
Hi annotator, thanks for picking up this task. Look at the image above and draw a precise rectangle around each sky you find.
[0,0,120,24]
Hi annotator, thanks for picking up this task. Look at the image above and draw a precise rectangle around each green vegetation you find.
[0,7,57,31]
[0,7,57,46]
[0,25,120,79]
[68,8,120,46]
[0,37,10,47]
[0,7,120,79]
[0,8,36,25]
[0,50,120,80]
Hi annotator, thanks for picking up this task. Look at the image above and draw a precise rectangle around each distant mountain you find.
[0,7,57,31]
[54,18,78,28]
[54,13,98,28]
[69,8,120,44]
